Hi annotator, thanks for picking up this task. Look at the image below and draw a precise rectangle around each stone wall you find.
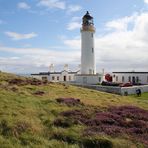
[121,85,148,95]
[70,83,148,95]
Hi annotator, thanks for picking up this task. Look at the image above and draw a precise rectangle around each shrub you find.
[53,118,74,128]
[51,132,78,144]
[56,98,83,106]
[33,90,45,96]
[80,137,113,148]
[0,120,12,136]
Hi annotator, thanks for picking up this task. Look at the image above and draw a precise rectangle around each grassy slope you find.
[0,72,147,148]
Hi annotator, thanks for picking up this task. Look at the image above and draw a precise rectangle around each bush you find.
[53,118,74,128]
[0,120,12,136]
[80,137,113,148]
[56,98,83,106]
[51,132,78,144]
[101,81,119,86]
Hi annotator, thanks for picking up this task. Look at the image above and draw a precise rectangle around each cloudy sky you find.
[0,0,148,73]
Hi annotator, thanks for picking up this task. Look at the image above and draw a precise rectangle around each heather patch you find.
[56,98,83,106]
[55,106,148,146]
[33,90,45,96]
[8,78,44,86]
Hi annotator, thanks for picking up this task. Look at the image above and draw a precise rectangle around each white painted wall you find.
[112,73,148,84]
[75,74,102,85]
[31,71,76,82]
[81,30,96,75]
[31,75,49,81]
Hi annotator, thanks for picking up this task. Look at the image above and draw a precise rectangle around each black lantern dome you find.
[82,11,94,26]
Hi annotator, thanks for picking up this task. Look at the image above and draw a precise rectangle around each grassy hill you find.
[0,71,147,148]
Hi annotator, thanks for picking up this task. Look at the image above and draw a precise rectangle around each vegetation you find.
[0,71,148,147]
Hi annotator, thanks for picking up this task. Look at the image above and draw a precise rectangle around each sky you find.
[0,0,148,73]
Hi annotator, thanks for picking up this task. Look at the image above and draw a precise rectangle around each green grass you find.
[0,71,147,147]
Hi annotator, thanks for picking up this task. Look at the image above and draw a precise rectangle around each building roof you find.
[31,70,79,76]
[113,72,148,74]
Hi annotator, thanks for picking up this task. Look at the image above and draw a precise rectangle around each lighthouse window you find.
[92,48,94,53]
[91,33,93,38]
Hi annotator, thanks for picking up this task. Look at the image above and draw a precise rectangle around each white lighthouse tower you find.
[81,11,96,75]
[75,11,102,84]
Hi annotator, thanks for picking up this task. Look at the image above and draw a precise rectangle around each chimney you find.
[64,64,68,71]
[49,64,54,72]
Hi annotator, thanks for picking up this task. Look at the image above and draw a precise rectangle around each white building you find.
[112,72,148,85]
[75,11,103,84]
[31,64,79,82]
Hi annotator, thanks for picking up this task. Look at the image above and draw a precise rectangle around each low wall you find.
[121,85,148,95]
[70,82,148,95]
[71,83,121,95]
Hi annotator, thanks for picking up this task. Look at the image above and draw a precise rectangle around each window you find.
[69,76,71,81]
[52,76,55,80]
[92,47,94,53]
[57,76,59,81]
[136,76,139,83]
[91,33,93,38]
[122,76,124,82]
[98,77,101,82]
[89,69,92,74]
[128,76,131,82]
[116,76,118,82]
[147,76,148,82]
[42,77,47,81]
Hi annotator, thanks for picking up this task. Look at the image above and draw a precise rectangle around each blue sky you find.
[0,0,148,73]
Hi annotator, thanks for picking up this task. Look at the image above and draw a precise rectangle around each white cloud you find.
[0,45,80,73]
[144,0,148,4]
[37,0,66,10]
[5,31,38,40]
[64,38,80,49]
[106,14,137,31]
[67,22,81,30]
[17,2,31,9]
[67,5,82,13]
[67,17,81,30]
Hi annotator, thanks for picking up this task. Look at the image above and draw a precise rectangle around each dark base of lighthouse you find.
[75,74,102,85]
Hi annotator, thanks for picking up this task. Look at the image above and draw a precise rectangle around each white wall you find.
[81,31,96,75]
[112,73,148,84]
[31,71,76,82]
[31,75,49,81]
[75,74,102,84]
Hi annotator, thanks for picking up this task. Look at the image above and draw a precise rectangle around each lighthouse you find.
[75,11,102,84]
[81,11,96,75]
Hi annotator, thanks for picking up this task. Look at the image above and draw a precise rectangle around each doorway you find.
[63,76,66,81]
[132,76,135,84]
